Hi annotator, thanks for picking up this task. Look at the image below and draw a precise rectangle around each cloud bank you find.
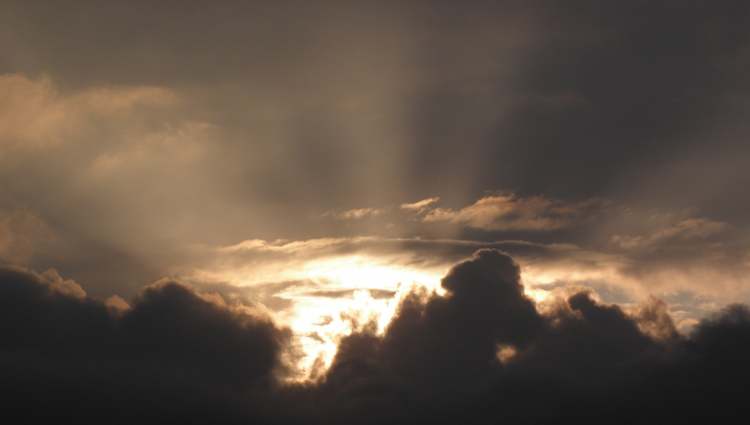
[3,250,749,423]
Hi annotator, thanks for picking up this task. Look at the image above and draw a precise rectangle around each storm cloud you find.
[2,251,750,423]
[0,266,288,423]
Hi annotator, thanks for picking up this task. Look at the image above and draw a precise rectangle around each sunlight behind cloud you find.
[277,255,444,381]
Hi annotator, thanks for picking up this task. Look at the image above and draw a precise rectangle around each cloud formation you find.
[400,197,441,212]
[611,217,729,250]
[422,193,604,231]
[0,265,288,423]
[0,73,178,149]
[324,208,385,220]
[2,1,750,421]
[2,0,750,304]
[3,251,750,423]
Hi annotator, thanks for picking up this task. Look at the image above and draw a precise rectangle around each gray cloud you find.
[7,251,748,423]
[2,2,750,420]
[1,1,749,302]
[0,264,289,423]
[422,193,607,231]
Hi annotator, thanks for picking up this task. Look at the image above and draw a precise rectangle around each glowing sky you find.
[2,1,750,385]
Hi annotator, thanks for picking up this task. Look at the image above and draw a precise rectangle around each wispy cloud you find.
[323,208,385,220]
[422,193,605,231]
[400,197,440,213]
[0,73,178,149]
[611,217,729,250]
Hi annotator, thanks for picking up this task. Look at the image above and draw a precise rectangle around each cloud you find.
[208,235,583,270]
[3,0,750,302]
[0,265,289,423]
[0,209,56,265]
[190,232,750,316]
[612,217,729,250]
[307,250,750,423]
[324,208,385,220]
[3,1,750,420]
[0,73,178,149]
[298,289,397,300]
[422,193,604,231]
[400,197,440,212]
[3,252,750,423]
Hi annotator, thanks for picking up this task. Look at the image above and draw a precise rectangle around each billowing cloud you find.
[3,1,750,421]
[0,265,289,423]
[4,251,749,423]
[284,250,750,422]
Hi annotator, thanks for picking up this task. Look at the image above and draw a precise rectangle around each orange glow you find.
[277,255,444,381]
[496,344,518,364]
[523,286,550,304]
[194,252,576,381]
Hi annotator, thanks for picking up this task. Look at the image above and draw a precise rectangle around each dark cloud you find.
[310,250,750,423]
[4,251,750,423]
[334,250,542,389]
[0,266,288,423]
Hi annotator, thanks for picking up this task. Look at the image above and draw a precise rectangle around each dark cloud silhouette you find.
[2,251,750,423]
[0,266,288,424]
[311,250,750,423]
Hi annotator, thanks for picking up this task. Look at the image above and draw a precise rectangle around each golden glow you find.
[496,344,518,364]
[277,255,444,381]
[194,252,572,381]
[523,286,550,304]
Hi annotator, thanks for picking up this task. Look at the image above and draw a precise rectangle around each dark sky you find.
[1,1,750,421]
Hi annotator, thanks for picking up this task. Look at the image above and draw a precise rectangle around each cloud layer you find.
[0,265,288,423]
[3,251,750,423]
[2,2,750,421]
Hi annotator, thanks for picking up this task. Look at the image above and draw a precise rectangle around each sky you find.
[2,1,750,422]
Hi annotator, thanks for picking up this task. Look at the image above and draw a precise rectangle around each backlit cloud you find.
[400,196,440,212]
[324,208,385,220]
[3,251,750,423]
[422,193,605,231]
[0,74,178,149]
[3,1,750,421]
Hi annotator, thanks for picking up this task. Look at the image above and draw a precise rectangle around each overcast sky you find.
[2,1,750,422]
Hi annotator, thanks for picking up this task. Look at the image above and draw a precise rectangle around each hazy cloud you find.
[611,217,729,250]
[0,209,55,265]
[324,208,385,220]
[400,197,440,212]
[423,193,605,231]
[4,250,750,423]
[0,73,178,149]
[2,1,750,421]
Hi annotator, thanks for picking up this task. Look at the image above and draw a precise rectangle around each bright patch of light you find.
[523,286,550,303]
[496,344,518,364]
[278,255,444,381]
